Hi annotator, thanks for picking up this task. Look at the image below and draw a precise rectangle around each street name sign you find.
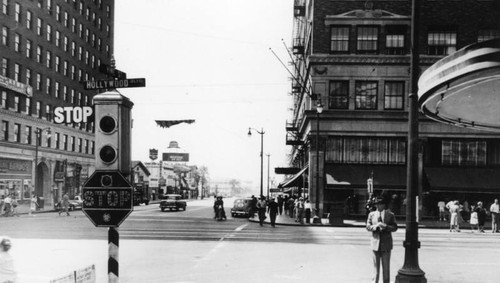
[83,78,146,90]
[99,63,127,80]
[82,170,133,227]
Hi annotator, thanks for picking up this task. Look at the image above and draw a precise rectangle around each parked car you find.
[230,198,252,217]
[159,194,187,211]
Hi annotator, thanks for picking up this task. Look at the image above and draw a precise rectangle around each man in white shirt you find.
[366,197,398,283]
[490,199,500,233]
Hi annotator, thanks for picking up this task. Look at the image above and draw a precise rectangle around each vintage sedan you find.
[159,194,187,211]
[230,198,252,217]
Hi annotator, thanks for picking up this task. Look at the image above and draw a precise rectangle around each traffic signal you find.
[93,89,134,175]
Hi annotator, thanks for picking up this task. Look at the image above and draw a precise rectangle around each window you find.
[1,58,8,76]
[14,64,20,82]
[355,81,378,110]
[71,18,76,33]
[25,97,31,114]
[91,141,94,154]
[46,0,52,13]
[54,81,60,98]
[63,36,68,52]
[1,121,8,141]
[84,139,89,153]
[63,60,68,76]
[71,65,75,80]
[328,81,349,109]
[46,24,52,42]
[442,140,486,166]
[63,134,68,150]
[384,82,404,110]
[45,104,51,120]
[55,30,60,47]
[71,41,76,56]
[46,51,52,68]
[428,29,457,55]
[35,101,41,117]
[1,0,7,15]
[71,136,76,151]
[1,91,6,108]
[64,11,68,27]
[36,18,43,36]
[25,126,32,144]
[25,68,31,85]
[63,86,67,101]
[14,3,20,22]
[54,132,60,149]
[26,10,32,29]
[13,124,20,142]
[2,26,8,46]
[55,56,60,72]
[478,29,500,42]
[46,77,52,94]
[36,73,41,90]
[36,45,42,63]
[13,96,19,112]
[25,39,32,58]
[70,89,75,103]
[14,33,20,52]
[385,26,406,55]
[357,26,379,53]
[56,5,60,21]
[78,138,82,152]
[330,26,349,52]
[325,137,406,164]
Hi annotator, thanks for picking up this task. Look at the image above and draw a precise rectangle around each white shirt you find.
[490,203,500,213]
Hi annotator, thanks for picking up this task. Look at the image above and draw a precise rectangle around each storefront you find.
[0,157,33,200]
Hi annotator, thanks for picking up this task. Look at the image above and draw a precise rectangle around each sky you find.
[113,0,294,191]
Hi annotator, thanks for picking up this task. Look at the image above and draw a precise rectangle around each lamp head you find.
[316,100,323,114]
[247,128,252,137]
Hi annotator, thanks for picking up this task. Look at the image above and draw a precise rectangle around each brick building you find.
[0,0,115,207]
[282,0,500,219]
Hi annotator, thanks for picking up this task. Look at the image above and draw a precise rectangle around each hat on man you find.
[373,196,386,205]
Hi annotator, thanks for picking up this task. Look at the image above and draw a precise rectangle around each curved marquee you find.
[418,38,500,132]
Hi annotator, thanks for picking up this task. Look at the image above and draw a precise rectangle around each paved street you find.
[2,198,500,282]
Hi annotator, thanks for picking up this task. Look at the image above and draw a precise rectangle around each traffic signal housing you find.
[93,89,134,175]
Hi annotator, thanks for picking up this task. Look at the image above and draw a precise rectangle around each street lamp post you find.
[248,127,265,198]
[313,99,323,223]
[34,127,51,196]
[266,153,270,199]
[395,0,426,281]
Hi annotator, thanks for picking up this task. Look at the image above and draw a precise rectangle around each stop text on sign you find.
[54,106,94,124]
[83,189,132,209]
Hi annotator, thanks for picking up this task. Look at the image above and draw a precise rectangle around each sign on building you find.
[163,153,189,162]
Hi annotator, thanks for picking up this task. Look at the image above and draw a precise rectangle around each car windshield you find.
[165,195,180,200]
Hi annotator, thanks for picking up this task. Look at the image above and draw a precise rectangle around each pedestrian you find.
[29,195,38,216]
[469,204,479,233]
[60,192,70,216]
[267,198,279,227]
[489,198,499,233]
[437,200,446,221]
[449,200,461,232]
[256,196,267,226]
[304,199,312,224]
[287,197,295,218]
[3,195,12,217]
[283,195,289,216]
[475,201,487,233]
[249,195,257,218]
[0,236,17,283]
[296,197,305,224]
[277,195,284,215]
[10,197,18,217]
[366,196,398,283]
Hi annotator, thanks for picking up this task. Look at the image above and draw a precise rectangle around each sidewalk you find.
[248,212,492,230]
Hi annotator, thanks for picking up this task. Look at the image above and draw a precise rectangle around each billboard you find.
[163,153,189,162]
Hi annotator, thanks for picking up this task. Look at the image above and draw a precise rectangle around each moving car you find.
[230,198,252,217]
[69,195,83,211]
[159,194,187,211]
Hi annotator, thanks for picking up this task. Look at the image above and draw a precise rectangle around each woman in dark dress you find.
[475,201,487,233]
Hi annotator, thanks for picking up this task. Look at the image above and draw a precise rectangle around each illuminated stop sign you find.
[82,170,133,227]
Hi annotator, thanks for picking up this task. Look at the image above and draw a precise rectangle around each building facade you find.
[284,0,500,219]
[0,0,115,207]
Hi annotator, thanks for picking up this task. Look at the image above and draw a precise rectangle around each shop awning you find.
[426,167,500,193]
[325,164,406,190]
[279,167,308,188]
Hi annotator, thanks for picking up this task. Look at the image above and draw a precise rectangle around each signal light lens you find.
[99,145,117,164]
[101,175,113,187]
[99,116,116,134]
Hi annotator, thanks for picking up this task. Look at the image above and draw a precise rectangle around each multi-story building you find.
[0,0,115,208]
[283,0,500,218]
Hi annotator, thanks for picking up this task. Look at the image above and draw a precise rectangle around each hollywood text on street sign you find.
[82,170,133,227]
[83,78,146,90]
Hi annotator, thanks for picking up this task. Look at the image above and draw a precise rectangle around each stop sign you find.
[82,170,133,227]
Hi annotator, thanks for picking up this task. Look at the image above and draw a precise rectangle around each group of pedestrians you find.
[440,198,498,233]
[0,194,19,217]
